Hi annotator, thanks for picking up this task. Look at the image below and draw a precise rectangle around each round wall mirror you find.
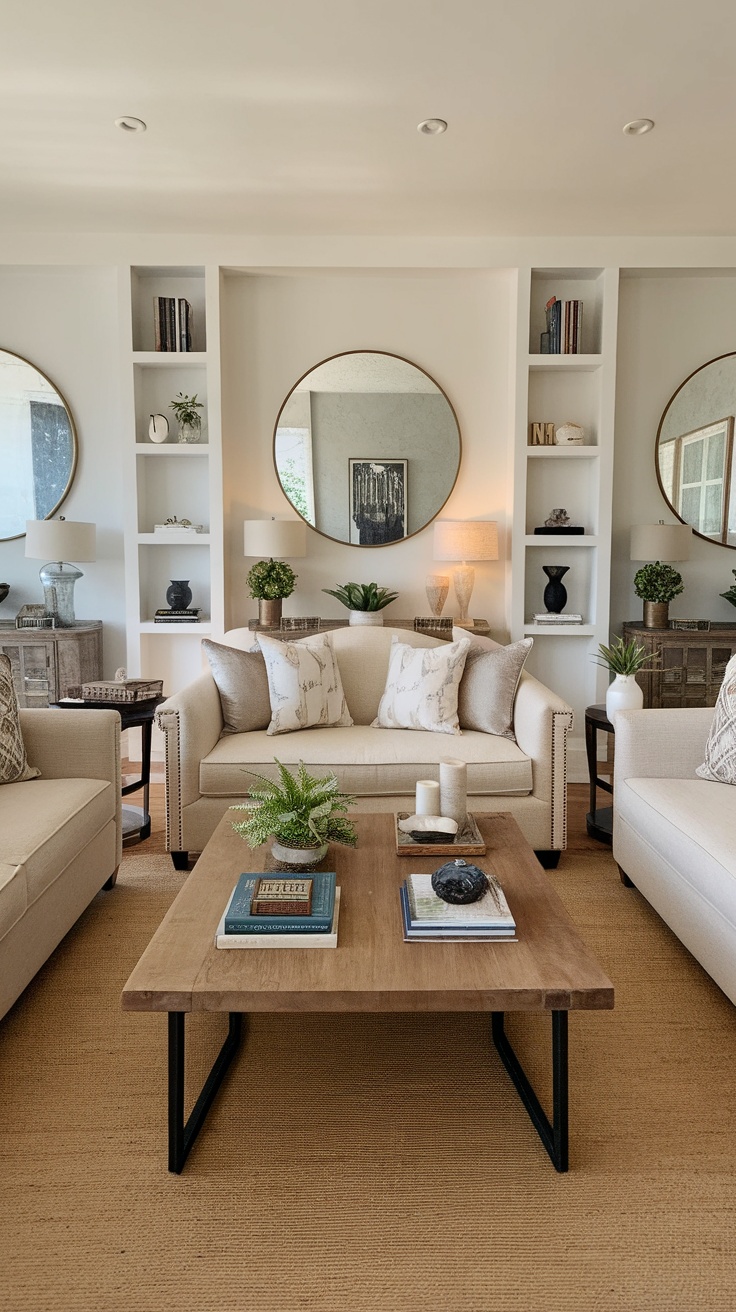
[656,352,736,548]
[273,350,461,546]
[0,348,78,542]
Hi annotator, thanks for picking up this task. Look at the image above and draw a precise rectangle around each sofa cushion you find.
[372,637,470,735]
[257,631,353,736]
[0,654,40,784]
[329,626,442,725]
[454,631,533,740]
[696,653,736,785]
[0,778,114,904]
[200,725,533,798]
[0,861,26,942]
[202,639,271,734]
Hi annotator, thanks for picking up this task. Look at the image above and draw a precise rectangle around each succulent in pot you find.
[633,561,684,629]
[594,636,657,721]
[231,759,357,868]
[720,570,736,608]
[247,558,297,627]
[322,581,399,626]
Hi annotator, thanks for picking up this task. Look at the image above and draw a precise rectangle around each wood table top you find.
[121,813,614,1016]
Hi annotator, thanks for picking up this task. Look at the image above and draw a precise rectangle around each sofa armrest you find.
[156,673,223,851]
[513,672,574,849]
[613,707,714,786]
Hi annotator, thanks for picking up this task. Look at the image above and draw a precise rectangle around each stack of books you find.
[532,612,583,625]
[400,872,516,941]
[154,607,201,624]
[215,873,340,948]
[153,296,193,352]
[540,297,583,354]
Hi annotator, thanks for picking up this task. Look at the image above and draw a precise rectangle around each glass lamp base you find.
[39,561,82,626]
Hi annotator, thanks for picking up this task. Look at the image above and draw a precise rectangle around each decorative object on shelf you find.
[439,758,467,828]
[349,458,408,545]
[669,618,712,631]
[0,347,78,543]
[165,579,193,609]
[415,779,440,815]
[534,508,584,536]
[24,517,96,626]
[14,603,54,630]
[81,676,164,703]
[322,581,399,626]
[397,814,458,843]
[593,636,655,721]
[528,422,556,446]
[546,509,572,528]
[720,570,736,608]
[430,857,489,905]
[147,413,170,444]
[0,584,8,604]
[433,520,499,628]
[154,606,200,624]
[244,518,307,628]
[395,810,487,856]
[630,523,690,627]
[542,564,569,614]
[230,758,357,870]
[153,519,205,535]
[425,573,449,617]
[169,392,203,443]
[554,422,586,446]
[280,616,321,631]
[532,612,583,624]
[414,615,453,631]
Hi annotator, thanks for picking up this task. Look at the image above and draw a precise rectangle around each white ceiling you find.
[3,0,736,237]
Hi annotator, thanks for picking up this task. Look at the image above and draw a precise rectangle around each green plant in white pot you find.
[322,581,399,626]
[594,636,657,721]
[231,759,357,868]
[633,562,684,628]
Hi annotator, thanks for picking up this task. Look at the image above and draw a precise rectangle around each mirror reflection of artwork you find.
[0,349,77,541]
[656,352,736,548]
[349,459,407,545]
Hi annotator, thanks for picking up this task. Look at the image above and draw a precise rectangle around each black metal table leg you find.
[168,1011,243,1173]
[491,1010,569,1172]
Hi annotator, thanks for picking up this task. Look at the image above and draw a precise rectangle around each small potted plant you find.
[322,581,399,626]
[633,562,684,628]
[231,759,357,868]
[720,570,736,608]
[247,558,297,627]
[169,392,204,444]
[593,636,657,720]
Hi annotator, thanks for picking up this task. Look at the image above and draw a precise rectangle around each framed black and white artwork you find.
[349,458,408,545]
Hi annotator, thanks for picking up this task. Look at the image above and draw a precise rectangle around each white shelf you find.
[527,354,602,372]
[135,444,209,456]
[137,533,211,545]
[523,624,595,636]
[526,446,598,459]
[132,351,207,367]
[524,534,598,546]
[139,622,212,635]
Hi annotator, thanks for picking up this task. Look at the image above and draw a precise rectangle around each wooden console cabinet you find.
[622,620,736,709]
[0,621,103,708]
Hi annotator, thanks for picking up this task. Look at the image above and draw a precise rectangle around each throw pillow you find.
[452,629,533,740]
[696,653,736,785]
[257,631,354,736]
[201,639,271,735]
[372,637,470,735]
[0,654,40,784]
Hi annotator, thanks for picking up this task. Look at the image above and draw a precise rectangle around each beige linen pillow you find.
[201,639,271,734]
[372,636,470,735]
[0,654,40,784]
[257,631,353,736]
[696,653,736,785]
[452,627,533,740]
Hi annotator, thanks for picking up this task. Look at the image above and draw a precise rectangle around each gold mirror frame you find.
[272,349,462,548]
[0,347,79,542]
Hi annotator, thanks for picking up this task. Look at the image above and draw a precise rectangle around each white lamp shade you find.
[243,518,307,559]
[630,523,691,562]
[433,520,499,562]
[25,519,96,562]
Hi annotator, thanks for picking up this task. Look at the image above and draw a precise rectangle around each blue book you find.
[224,872,336,934]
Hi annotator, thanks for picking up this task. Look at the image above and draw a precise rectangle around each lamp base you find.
[452,564,475,625]
[453,617,475,629]
[39,561,82,627]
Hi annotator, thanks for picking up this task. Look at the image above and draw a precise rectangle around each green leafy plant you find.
[247,559,297,600]
[633,562,684,603]
[169,392,203,427]
[231,759,357,850]
[720,569,736,608]
[593,637,658,676]
[322,581,399,612]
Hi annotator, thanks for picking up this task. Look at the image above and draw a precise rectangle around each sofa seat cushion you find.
[617,777,736,925]
[0,778,114,904]
[199,725,533,799]
[0,861,26,941]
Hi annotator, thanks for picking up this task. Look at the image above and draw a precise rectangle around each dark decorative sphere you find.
[431,858,489,905]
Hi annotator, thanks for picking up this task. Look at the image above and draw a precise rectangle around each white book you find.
[214,888,340,948]
[406,874,515,930]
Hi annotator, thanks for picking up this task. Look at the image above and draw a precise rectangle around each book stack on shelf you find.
[400,872,516,942]
[154,607,201,624]
[532,612,583,625]
[540,297,583,354]
[153,297,193,352]
[215,873,340,948]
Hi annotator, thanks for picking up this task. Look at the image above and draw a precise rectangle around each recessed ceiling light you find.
[115,116,147,133]
[417,118,448,135]
[623,118,654,136]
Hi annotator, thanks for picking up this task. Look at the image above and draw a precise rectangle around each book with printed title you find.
[401,872,516,941]
[223,872,336,934]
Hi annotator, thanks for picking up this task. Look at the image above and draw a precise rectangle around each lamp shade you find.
[433,520,499,562]
[243,518,307,559]
[630,523,691,562]
[25,519,96,562]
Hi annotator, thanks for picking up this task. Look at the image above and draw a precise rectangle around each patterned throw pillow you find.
[371,637,470,735]
[696,653,736,785]
[0,654,40,784]
[256,631,354,736]
[453,628,533,740]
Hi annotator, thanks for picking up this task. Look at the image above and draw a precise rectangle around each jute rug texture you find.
[0,847,734,1312]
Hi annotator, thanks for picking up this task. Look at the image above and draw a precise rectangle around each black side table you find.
[52,696,165,845]
[585,704,614,844]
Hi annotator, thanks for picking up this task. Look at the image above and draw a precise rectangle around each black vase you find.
[166,579,192,609]
[542,565,569,614]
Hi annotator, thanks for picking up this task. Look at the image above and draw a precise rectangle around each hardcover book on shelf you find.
[400,885,515,941]
[223,872,336,934]
[401,872,516,940]
[215,888,340,948]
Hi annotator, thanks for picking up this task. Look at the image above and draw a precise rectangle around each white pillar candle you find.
[415,779,440,816]
[439,758,468,828]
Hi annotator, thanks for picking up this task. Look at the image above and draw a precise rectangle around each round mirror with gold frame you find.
[0,347,78,542]
[273,350,461,546]
[656,351,736,549]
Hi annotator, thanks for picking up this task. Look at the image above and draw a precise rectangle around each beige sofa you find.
[157,625,573,870]
[613,707,736,1006]
[0,708,122,1022]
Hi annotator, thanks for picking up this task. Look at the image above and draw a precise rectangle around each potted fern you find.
[322,581,399,626]
[231,759,357,868]
[594,636,657,720]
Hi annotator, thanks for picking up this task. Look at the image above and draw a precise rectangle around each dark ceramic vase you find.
[166,579,192,609]
[431,858,489,905]
[542,565,569,614]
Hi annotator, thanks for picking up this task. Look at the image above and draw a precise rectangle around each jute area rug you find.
[0,844,734,1312]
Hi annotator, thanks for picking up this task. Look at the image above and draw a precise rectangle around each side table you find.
[585,704,614,845]
[52,696,165,845]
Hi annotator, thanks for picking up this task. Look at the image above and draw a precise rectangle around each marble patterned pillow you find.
[372,637,470,735]
[0,654,40,784]
[696,653,736,785]
[256,631,353,736]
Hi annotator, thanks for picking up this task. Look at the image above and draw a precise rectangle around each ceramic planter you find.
[605,673,644,721]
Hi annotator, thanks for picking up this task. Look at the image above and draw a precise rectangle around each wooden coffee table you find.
[122,812,613,1174]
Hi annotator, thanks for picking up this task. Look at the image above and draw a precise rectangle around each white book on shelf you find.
[214,888,340,948]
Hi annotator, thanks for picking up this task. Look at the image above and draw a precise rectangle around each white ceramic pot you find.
[605,674,644,722]
[271,840,328,868]
[349,611,384,626]
[148,413,170,443]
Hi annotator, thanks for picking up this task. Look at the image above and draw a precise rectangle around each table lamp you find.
[243,517,307,627]
[433,520,499,627]
[25,517,96,626]
[630,521,691,628]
